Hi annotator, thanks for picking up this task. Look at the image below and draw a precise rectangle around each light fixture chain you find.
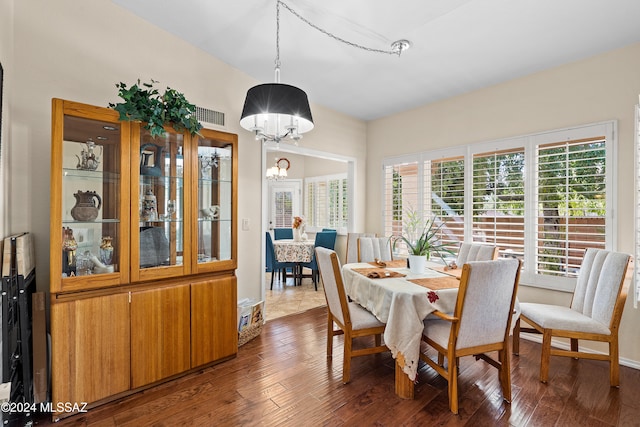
[275,0,281,68]
[277,0,402,56]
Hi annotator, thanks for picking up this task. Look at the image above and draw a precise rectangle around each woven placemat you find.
[352,267,406,279]
[408,276,460,290]
[367,259,407,269]
[428,265,462,279]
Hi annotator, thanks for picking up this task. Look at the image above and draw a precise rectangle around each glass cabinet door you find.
[51,99,130,293]
[193,128,238,273]
[131,126,190,281]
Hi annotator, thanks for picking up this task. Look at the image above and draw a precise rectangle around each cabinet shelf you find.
[63,168,120,181]
[62,218,120,224]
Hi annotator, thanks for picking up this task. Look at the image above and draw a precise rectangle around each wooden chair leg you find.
[343,332,352,384]
[448,354,459,414]
[499,348,512,402]
[513,318,520,355]
[610,339,620,387]
[571,338,578,356]
[375,334,381,347]
[438,353,444,366]
[327,314,334,358]
[270,271,275,290]
[540,329,552,383]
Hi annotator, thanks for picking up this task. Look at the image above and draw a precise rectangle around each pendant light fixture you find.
[240,0,411,146]
[240,1,313,145]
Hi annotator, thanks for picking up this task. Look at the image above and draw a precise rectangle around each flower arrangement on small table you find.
[292,216,307,241]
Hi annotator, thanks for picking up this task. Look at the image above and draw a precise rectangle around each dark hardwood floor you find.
[34,306,640,426]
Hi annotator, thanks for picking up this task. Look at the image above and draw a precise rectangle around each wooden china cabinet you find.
[49,99,238,420]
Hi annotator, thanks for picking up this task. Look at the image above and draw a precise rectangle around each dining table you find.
[342,259,475,399]
[272,239,316,286]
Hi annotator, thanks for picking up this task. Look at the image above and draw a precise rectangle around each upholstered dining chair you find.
[265,232,296,290]
[301,231,337,290]
[315,247,388,384]
[513,248,632,386]
[420,258,521,414]
[357,236,393,262]
[273,228,293,240]
[455,242,499,265]
[345,232,376,264]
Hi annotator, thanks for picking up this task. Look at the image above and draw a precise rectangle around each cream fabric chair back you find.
[456,258,520,349]
[346,232,375,263]
[357,237,392,262]
[570,248,630,326]
[315,247,349,327]
[456,243,499,265]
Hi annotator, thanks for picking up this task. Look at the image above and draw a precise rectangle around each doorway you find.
[267,180,301,231]
[261,145,357,320]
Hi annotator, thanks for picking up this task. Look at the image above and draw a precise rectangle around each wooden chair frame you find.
[513,255,632,386]
[420,260,521,414]
[317,249,388,384]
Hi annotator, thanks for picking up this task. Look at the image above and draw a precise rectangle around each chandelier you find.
[240,0,411,146]
[266,158,290,180]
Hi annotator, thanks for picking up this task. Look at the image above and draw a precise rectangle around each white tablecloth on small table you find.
[342,262,459,382]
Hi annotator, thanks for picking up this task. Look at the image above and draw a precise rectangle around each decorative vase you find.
[140,143,164,177]
[70,190,102,221]
[293,228,302,242]
[408,254,426,274]
[62,227,78,277]
[141,189,158,221]
[99,236,114,266]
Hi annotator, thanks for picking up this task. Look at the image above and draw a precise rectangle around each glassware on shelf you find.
[166,200,177,219]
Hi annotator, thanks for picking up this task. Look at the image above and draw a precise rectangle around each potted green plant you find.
[391,208,453,273]
[109,79,202,138]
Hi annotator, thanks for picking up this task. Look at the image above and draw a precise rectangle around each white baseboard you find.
[520,333,640,371]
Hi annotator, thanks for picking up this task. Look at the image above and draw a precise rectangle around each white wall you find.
[0,0,14,238]
[366,42,640,365]
[6,0,367,303]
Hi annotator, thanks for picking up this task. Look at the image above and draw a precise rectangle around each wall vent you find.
[195,105,225,127]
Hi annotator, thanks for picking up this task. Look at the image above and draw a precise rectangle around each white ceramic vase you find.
[408,254,426,274]
[293,228,302,242]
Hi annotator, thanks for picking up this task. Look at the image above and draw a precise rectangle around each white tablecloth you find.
[342,261,521,383]
[342,262,459,382]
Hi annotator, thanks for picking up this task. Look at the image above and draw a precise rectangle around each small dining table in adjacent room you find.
[272,239,316,286]
[342,260,464,399]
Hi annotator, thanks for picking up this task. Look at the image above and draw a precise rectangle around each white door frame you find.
[260,143,358,307]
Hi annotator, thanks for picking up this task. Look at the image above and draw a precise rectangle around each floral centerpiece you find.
[292,216,306,241]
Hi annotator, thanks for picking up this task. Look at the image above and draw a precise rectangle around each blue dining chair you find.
[266,232,296,290]
[274,228,293,240]
[302,231,337,290]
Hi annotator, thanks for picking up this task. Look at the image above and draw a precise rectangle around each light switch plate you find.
[242,218,250,231]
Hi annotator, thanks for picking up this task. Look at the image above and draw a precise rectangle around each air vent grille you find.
[195,106,225,127]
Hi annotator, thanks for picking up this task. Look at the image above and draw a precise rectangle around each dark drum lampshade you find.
[240,83,314,140]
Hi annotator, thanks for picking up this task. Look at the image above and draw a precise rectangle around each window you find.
[382,121,616,290]
[305,174,348,232]
[537,138,606,277]
[472,148,525,259]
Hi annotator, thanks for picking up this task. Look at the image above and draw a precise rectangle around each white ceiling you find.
[113,0,640,121]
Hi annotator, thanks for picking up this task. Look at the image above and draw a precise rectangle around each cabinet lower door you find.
[130,284,191,388]
[51,293,130,409]
[191,276,237,367]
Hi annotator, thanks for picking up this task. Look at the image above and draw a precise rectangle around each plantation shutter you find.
[472,148,525,260]
[383,161,419,255]
[537,137,606,277]
[426,156,465,252]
